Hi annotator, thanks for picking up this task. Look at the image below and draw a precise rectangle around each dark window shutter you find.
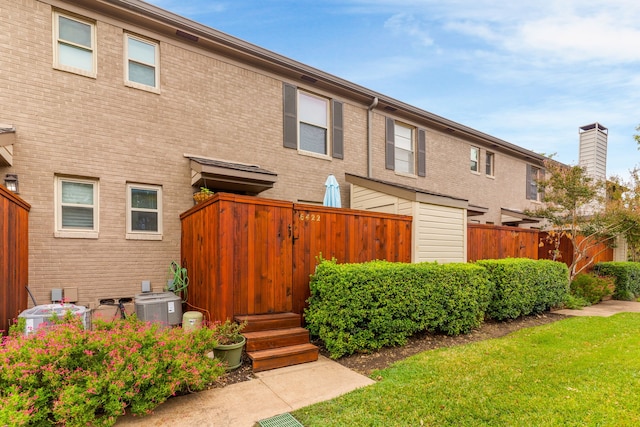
[417,128,426,177]
[385,117,395,170]
[283,83,297,149]
[332,100,343,159]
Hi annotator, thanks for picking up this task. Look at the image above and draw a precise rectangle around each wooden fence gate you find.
[1,185,30,334]
[180,193,412,322]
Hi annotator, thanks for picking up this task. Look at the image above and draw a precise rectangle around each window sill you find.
[126,233,163,241]
[53,64,96,79]
[55,230,99,239]
[394,171,417,179]
[470,170,481,176]
[297,149,331,161]
[485,174,495,180]
[125,81,161,94]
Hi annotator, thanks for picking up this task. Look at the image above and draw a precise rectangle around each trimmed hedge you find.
[305,260,492,359]
[476,258,569,320]
[593,262,640,300]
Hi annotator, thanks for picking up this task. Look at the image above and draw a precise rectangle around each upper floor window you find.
[526,165,542,201]
[298,91,329,155]
[283,83,343,159]
[486,152,495,176]
[127,183,162,240]
[125,34,159,90]
[470,147,479,172]
[53,11,96,77]
[385,118,426,177]
[394,122,415,174]
[55,176,99,239]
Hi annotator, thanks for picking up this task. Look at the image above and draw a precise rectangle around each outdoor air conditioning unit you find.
[18,304,91,335]
[134,292,182,326]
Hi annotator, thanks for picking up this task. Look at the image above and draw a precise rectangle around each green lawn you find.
[294,313,640,426]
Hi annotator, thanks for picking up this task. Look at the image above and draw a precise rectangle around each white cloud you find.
[506,15,640,63]
[383,13,434,47]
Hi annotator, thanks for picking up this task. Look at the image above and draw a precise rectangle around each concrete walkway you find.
[116,300,640,426]
[115,355,375,427]
[554,299,640,317]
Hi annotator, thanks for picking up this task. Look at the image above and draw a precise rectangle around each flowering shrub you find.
[0,312,225,427]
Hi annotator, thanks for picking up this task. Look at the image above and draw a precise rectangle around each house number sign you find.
[299,213,321,222]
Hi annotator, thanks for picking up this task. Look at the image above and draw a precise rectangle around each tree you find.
[528,160,620,281]
[607,168,640,261]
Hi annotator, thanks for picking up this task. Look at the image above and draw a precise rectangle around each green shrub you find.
[476,258,569,320]
[593,262,640,300]
[305,259,492,359]
[570,273,614,304]
[0,312,225,427]
[563,294,589,310]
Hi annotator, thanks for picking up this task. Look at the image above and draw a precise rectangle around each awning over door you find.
[0,125,16,167]
[187,155,277,195]
[501,207,541,226]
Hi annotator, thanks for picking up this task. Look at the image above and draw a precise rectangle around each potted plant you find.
[212,319,247,370]
[193,187,214,204]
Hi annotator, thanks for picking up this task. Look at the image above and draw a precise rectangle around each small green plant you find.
[0,312,225,427]
[563,293,589,309]
[212,319,246,345]
[570,273,614,305]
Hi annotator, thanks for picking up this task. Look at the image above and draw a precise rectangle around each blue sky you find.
[148,0,640,179]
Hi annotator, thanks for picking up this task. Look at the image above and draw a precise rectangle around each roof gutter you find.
[99,0,547,164]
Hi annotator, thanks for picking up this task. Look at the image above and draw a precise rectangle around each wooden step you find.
[243,327,310,352]
[248,343,319,372]
[235,312,301,332]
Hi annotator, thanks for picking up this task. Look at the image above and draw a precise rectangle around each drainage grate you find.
[257,412,304,427]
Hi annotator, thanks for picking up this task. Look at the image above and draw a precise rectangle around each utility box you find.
[18,304,91,335]
[134,292,182,326]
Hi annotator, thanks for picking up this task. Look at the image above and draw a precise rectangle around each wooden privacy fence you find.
[538,232,613,273]
[468,224,613,270]
[180,193,412,322]
[467,224,539,261]
[1,185,30,334]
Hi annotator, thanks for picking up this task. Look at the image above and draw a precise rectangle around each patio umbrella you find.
[323,174,341,208]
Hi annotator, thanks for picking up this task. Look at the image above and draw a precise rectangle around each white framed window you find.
[55,176,99,239]
[298,91,330,156]
[127,183,162,240]
[53,11,96,77]
[486,151,495,176]
[526,165,542,201]
[394,122,415,174]
[470,146,479,172]
[125,34,159,91]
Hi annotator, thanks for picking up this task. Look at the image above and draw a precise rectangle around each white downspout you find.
[367,97,379,178]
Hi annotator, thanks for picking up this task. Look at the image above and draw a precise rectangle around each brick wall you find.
[1,0,543,307]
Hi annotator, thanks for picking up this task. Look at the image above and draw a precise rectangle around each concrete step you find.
[243,327,310,352]
[248,343,319,372]
[235,312,301,332]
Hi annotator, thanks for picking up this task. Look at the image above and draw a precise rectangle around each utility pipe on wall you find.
[367,96,379,178]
